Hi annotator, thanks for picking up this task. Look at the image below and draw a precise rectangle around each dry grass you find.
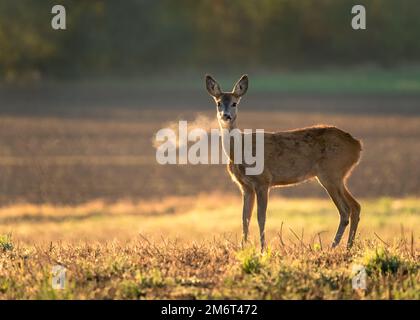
[0,196,418,299]
[0,195,418,244]
[0,236,418,300]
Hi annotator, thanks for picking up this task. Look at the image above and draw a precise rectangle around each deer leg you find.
[242,188,255,245]
[256,186,269,251]
[317,177,350,248]
[343,188,361,248]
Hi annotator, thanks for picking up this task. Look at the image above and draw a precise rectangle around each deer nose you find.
[222,113,232,121]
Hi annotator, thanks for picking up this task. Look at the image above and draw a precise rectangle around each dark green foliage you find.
[1,0,420,80]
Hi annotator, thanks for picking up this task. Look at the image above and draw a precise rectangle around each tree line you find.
[1,0,419,80]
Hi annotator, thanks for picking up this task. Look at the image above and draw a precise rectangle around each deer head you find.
[205,74,248,129]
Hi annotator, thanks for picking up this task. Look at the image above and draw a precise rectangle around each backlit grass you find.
[0,196,418,299]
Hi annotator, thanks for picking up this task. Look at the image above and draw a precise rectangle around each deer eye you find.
[232,102,237,107]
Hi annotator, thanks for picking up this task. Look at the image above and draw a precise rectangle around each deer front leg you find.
[242,188,255,246]
[256,186,269,251]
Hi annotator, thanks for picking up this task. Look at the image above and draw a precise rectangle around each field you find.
[0,95,420,204]
[0,83,419,299]
[0,196,419,299]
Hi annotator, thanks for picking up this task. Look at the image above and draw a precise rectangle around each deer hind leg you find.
[317,175,351,248]
[343,188,361,248]
[241,186,255,245]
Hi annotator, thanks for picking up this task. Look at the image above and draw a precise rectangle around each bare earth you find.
[0,92,419,204]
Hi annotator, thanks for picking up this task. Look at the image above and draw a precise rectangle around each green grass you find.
[248,68,420,94]
[362,248,416,276]
[53,66,420,94]
[237,247,271,274]
[0,234,13,252]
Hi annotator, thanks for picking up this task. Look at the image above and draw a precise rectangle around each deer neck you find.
[218,119,240,163]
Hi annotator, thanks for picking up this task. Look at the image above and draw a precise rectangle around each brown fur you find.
[229,126,361,190]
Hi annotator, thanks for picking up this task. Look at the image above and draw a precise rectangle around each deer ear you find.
[232,74,248,97]
[205,74,222,98]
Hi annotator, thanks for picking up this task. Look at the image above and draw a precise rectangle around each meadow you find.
[0,87,419,299]
[0,196,418,299]
[1,0,420,301]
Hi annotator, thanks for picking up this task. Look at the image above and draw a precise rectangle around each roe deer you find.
[205,74,362,251]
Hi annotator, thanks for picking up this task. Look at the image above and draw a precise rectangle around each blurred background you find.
[0,0,419,205]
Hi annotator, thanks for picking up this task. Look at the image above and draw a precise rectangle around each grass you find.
[0,196,418,299]
[0,234,13,252]
[0,237,417,300]
[76,67,420,94]
[248,68,420,94]
[237,247,271,275]
[362,248,415,276]
[0,196,417,243]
